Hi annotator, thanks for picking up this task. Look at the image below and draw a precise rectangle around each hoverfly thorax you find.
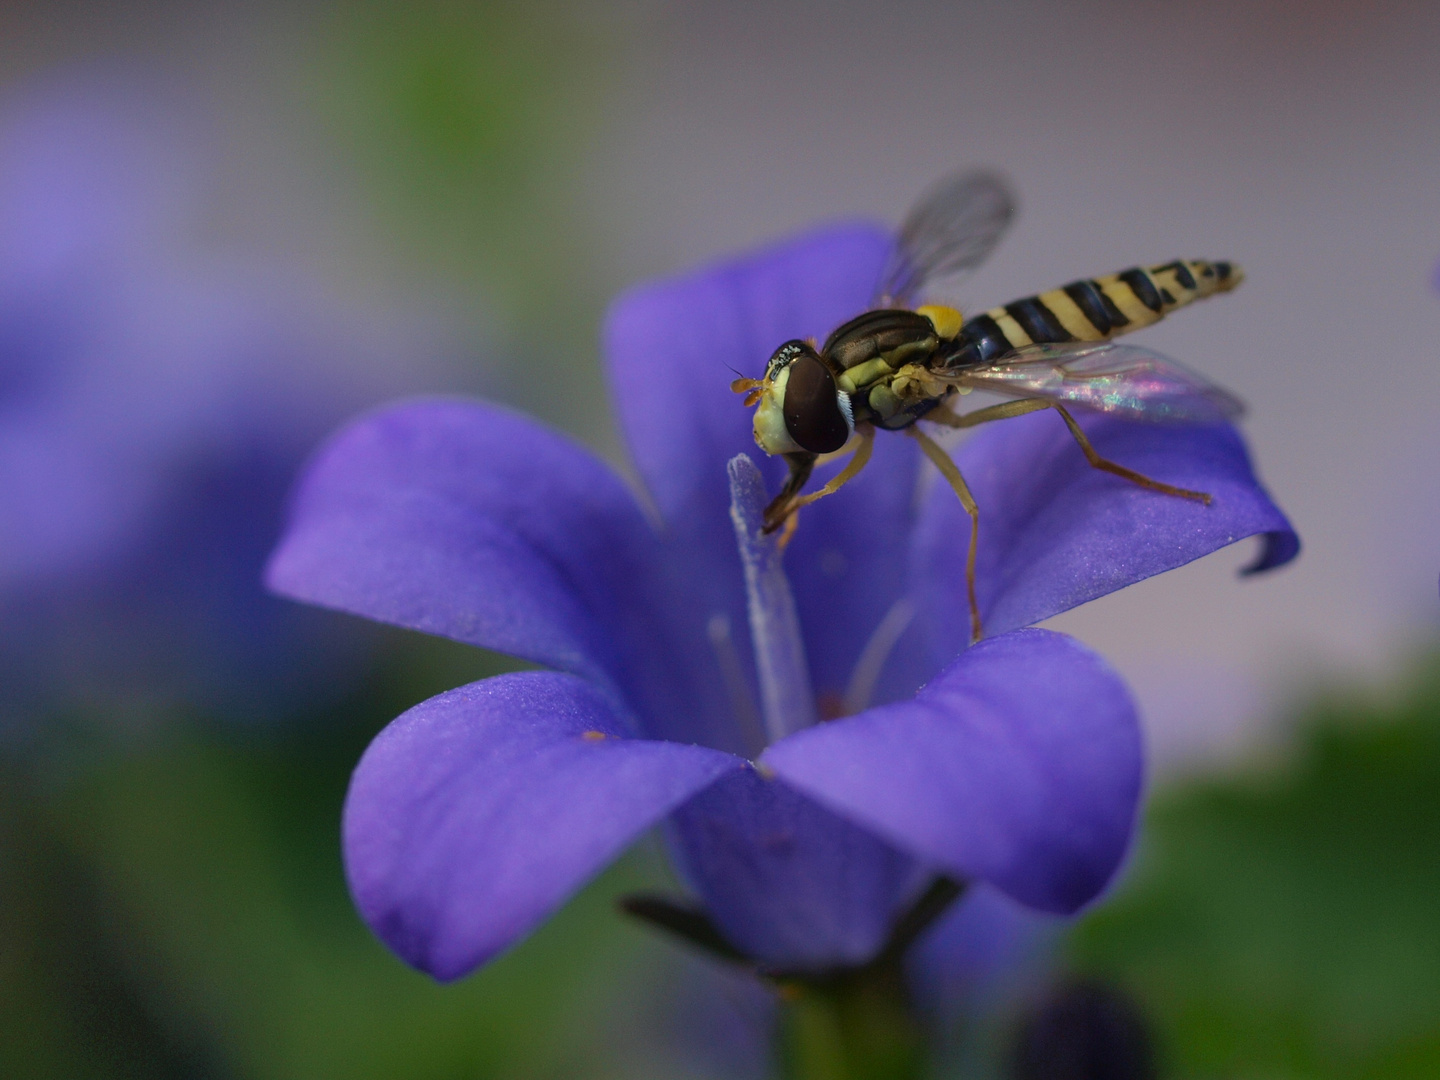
[746,339,854,456]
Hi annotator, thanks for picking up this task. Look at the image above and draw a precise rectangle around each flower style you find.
[267,221,1297,981]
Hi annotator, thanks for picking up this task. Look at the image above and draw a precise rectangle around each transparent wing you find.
[878,169,1017,307]
[949,342,1246,425]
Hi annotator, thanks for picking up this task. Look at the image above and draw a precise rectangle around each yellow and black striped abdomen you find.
[943,259,1241,368]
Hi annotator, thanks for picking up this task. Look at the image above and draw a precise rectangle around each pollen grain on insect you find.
[581,730,610,742]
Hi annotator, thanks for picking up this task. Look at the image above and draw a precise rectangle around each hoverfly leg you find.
[762,453,817,534]
[776,510,801,551]
[1051,404,1212,505]
[926,397,1050,429]
[908,427,983,643]
[763,427,878,548]
[782,425,875,516]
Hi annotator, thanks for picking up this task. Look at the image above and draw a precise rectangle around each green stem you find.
[620,877,965,1080]
[775,959,926,1080]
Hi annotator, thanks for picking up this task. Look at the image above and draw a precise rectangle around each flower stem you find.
[774,961,925,1080]
[770,878,964,1080]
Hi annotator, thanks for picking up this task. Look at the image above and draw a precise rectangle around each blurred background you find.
[1,1,1437,1077]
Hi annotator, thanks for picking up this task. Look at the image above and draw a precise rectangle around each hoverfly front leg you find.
[907,426,983,643]
[762,425,878,548]
[762,453,817,534]
[779,425,876,517]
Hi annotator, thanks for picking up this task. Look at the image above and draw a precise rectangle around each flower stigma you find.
[727,454,819,745]
[725,456,924,749]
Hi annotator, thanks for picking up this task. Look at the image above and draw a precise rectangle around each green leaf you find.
[1068,657,1440,1079]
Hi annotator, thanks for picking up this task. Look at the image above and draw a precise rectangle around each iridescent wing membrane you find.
[879,168,1243,426]
[947,341,1246,425]
[877,170,1017,307]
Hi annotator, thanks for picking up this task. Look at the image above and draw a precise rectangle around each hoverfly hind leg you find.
[1051,404,1213,505]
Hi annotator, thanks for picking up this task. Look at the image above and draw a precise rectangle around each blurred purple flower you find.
[268,222,1297,980]
[0,69,468,725]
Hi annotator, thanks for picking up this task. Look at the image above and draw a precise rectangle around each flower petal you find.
[761,629,1143,914]
[913,410,1298,657]
[343,671,741,981]
[605,224,928,702]
[667,766,924,972]
[266,398,741,749]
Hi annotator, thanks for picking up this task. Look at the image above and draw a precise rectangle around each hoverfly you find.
[731,170,1245,642]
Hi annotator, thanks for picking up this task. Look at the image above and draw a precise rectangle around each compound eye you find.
[782,351,851,453]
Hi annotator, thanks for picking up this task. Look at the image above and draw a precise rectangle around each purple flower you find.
[0,69,469,725]
[268,221,1297,980]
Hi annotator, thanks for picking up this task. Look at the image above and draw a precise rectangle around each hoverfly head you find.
[749,340,854,456]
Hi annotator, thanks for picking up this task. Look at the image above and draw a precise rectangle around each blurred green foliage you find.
[0,633,688,1080]
[320,1,608,294]
[1069,655,1440,1078]
[314,0,620,439]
